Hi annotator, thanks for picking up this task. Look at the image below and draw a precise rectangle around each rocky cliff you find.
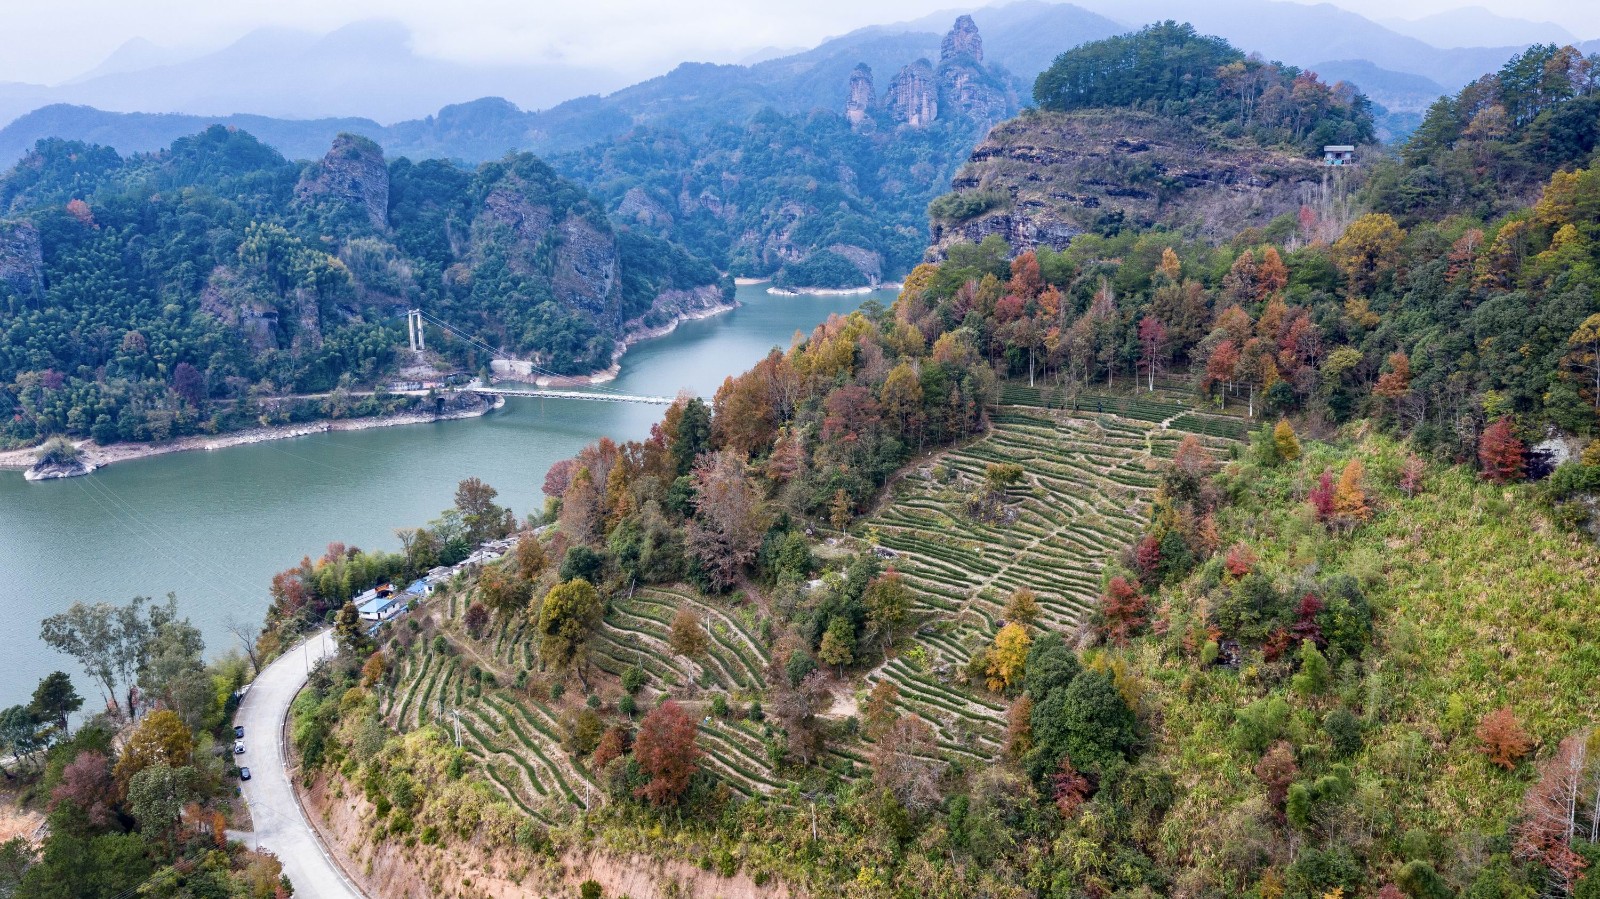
[470,164,620,320]
[0,219,43,305]
[940,15,984,63]
[846,64,877,130]
[936,17,1014,132]
[885,60,939,128]
[294,133,389,230]
[928,110,1340,258]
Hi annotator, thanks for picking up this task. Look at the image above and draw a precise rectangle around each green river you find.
[0,284,888,710]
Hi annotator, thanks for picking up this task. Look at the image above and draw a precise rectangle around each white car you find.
[233,740,245,754]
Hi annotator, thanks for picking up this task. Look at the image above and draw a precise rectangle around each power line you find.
[75,473,260,598]
[415,310,637,398]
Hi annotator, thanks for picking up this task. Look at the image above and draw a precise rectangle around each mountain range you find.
[2,0,1596,170]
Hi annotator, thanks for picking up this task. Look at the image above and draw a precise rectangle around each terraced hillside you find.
[852,397,1240,759]
[379,582,789,817]
[375,393,1241,817]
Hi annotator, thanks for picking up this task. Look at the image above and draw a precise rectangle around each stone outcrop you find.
[471,173,620,319]
[0,219,44,305]
[935,17,1013,130]
[844,17,1017,133]
[294,133,389,230]
[827,244,884,285]
[940,14,984,63]
[886,60,939,128]
[199,265,324,353]
[846,64,877,130]
[616,186,673,227]
[928,110,1337,259]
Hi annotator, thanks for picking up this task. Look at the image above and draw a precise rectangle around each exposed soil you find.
[0,787,45,846]
[303,770,799,899]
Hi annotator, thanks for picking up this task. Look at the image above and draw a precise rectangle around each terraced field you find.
[855,398,1238,757]
[376,393,1239,814]
[381,582,786,818]
[998,383,1250,440]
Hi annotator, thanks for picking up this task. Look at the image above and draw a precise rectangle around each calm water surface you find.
[0,284,887,709]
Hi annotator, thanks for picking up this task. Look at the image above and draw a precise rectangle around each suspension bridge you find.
[405,309,676,406]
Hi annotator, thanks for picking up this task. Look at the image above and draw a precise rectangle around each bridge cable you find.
[414,310,641,399]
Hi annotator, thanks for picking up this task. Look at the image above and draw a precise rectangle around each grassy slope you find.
[1142,431,1600,885]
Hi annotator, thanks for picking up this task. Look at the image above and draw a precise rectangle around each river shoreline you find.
[4,294,746,479]
[767,282,904,296]
[502,296,740,388]
[0,395,504,480]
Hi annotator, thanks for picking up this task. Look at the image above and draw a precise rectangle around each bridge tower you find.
[407,309,425,352]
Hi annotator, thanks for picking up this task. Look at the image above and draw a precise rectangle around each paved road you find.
[235,629,365,899]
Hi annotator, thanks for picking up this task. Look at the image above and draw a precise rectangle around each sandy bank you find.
[496,295,739,389]
[1,394,502,480]
[766,282,903,296]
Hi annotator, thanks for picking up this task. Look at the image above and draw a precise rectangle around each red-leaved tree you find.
[1291,594,1325,647]
[633,700,701,806]
[1052,756,1092,818]
[1308,469,1335,523]
[1100,575,1149,645]
[1137,316,1169,392]
[1223,543,1256,578]
[1514,732,1593,895]
[1478,418,1526,483]
[51,750,116,826]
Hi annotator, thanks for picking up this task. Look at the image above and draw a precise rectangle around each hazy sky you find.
[2,0,1594,85]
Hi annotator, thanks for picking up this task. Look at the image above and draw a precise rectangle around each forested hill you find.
[0,127,722,447]
[929,23,1378,258]
[0,17,1058,290]
[1369,43,1600,224]
[548,16,1023,288]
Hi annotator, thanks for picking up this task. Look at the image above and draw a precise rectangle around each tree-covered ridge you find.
[1370,43,1600,223]
[554,95,998,288]
[0,126,721,447]
[1033,21,1376,152]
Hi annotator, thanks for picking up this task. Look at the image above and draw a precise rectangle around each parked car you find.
[233,740,245,754]
[234,725,244,738]
[239,767,251,781]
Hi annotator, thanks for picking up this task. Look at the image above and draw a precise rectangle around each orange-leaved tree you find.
[1476,706,1534,770]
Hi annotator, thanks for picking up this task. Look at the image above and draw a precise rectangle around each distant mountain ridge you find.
[0,19,625,128]
[1381,6,1579,49]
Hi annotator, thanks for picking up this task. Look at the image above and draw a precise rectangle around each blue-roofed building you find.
[357,590,406,622]
[405,579,432,597]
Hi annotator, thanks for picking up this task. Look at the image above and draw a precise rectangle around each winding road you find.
[234,629,365,899]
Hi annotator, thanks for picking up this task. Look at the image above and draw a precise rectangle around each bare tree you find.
[223,615,263,674]
[871,714,943,811]
[686,450,771,591]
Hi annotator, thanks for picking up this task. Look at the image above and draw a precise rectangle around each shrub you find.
[927,189,1008,222]
[579,880,602,899]
[36,437,81,466]
[1475,706,1533,769]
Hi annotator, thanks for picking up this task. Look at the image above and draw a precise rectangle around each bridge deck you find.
[473,387,674,405]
